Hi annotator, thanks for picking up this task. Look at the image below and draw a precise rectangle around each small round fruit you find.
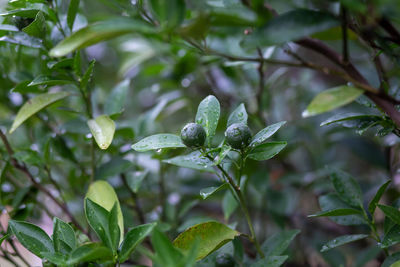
[215,253,235,267]
[180,123,206,148]
[225,123,252,149]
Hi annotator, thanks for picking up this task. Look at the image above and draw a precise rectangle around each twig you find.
[0,130,87,235]
[341,5,349,64]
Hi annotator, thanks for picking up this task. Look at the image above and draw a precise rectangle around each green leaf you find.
[87,115,115,150]
[49,18,155,57]
[152,229,184,267]
[149,0,185,28]
[380,225,400,248]
[222,190,238,220]
[319,193,366,225]
[247,142,287,161]
[105,79,129,115]
[368,180,390,215]
[22,11,46,38]
[162,151,215,173]
[200,184,228,199]
[0,32,43,48]
[126,170,149,193]
[242,9,339,48]
[320,234,368,252]
[251,255,289,267]
[85,198,113,248]
[173,221,240,261]
[81,59,95,91]
[330,168,363,208]
[227,103,248,127]
[0,234,9,246]
[132,134,185,152]
[73,51,81,76]
[195,95,220,139]
[320,113,382,126]
[308,208,362,218]
[302,86,363,117]
[52,217,76,254]
[108,203,120,253]
[28,75,73,86]
[118,222,157,263]
[85,181,124,243]
[9,220,54,258]
[67,0,80,30]
[378,204,400,225]
[382,252,400,267]
[9,91,70,133]
[67,243,113,265]
[213,145,231,165]
[261,229,300,258]
[210,6,258,27]
[41,252,68,266]
[250,121,286,147]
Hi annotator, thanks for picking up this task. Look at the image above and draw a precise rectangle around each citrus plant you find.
[1,0,400,266]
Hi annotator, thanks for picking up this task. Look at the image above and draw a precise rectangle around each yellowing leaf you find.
[87,115,115,150]
[173,221,239,261]
[10,91,70,133]
[85,181,124,242]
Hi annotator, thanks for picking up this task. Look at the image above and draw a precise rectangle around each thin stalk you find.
[204,152,265,257]
[361,209,389,256]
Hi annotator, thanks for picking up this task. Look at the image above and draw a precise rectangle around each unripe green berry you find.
[180,123,206,148]
[225,123,252,149]
[215,253,235,267]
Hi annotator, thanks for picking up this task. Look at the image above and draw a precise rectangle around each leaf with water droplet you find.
[9,220,54,258]
[320,234,368,252]
[250,121,286,147]
[329,168,363,208]
[163,151,215,173]
[195,95,220,139]
[87,115,115,150]
[380,225,400,248]
[247,141,287,161]
[200,183,228,199]
[132,134,185,152]
[227,103,248,127]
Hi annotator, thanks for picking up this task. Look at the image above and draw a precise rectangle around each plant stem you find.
[204,153,265,257]
[361,209,389,256]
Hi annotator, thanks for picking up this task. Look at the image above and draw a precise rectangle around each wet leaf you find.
[87,115,115,150]
[320,234,368,252]
[173,221,240,261]
[132,134,185,152]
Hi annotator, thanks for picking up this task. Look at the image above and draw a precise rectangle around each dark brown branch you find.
[295,37,400,127]
[378,17,400,45]
[341,6,349,64]
[0,129,87,234]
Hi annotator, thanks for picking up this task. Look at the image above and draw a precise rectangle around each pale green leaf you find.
[9,91,70,133]
[302,86,363,117]
[87,115,115,150]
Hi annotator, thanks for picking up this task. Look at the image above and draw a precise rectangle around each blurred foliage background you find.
[2,0,400,266]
